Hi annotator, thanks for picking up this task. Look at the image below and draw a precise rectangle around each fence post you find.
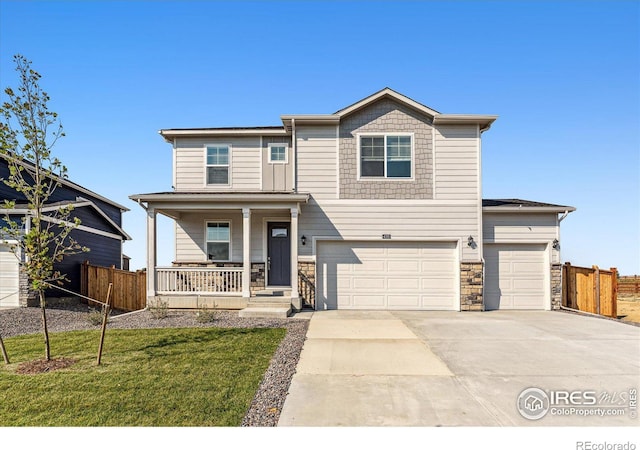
[611,268,618,319]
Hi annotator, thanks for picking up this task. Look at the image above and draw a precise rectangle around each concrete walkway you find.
[278,310,640,426]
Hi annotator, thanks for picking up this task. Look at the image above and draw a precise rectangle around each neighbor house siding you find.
[174,137,261,191]
[482,212,559,263]
[296,125,338,199]
[434,125,479,200]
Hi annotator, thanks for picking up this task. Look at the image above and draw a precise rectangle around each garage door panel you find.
[317,241,458,311]
[388,295,420,308]
[388,277,419,290]
[484,244,547,310]
[353,277,385,289]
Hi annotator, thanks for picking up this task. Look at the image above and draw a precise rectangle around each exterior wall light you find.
[301,235,307,246]
[467,236,475,247]
[552,239,560,250]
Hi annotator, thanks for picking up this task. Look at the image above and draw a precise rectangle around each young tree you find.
[0,55,87,361]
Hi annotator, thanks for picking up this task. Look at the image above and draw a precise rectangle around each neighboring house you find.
[130,88,574,315]
[0,154,131,307]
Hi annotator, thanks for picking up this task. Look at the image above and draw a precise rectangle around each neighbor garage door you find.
[316,241,458,310]
[484,244,547,310]
[0,244,20,307]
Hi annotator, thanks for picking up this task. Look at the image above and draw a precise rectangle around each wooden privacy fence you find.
[562,263,617,318]
[618,276,640,296]
[81,262,146,312]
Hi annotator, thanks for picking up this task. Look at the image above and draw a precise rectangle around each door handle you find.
[267,257,271,271]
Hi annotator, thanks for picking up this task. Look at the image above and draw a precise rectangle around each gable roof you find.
[483,198,576,213]
[0,153,129,211]
[333,87,441,118]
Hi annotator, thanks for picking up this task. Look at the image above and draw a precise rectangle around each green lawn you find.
[0,327,286,426]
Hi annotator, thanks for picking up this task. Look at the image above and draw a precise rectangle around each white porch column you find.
[146,207,157,303]
[242,208,251,299]
[290,207,300,310]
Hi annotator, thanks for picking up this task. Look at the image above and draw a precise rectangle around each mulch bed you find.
[16,357,77,375]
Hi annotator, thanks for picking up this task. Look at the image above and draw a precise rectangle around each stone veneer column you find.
[460,262,484,311]
[551,263,562,310]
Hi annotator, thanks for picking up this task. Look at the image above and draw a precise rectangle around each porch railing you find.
[298,270,315,309]
[156,267,243,296]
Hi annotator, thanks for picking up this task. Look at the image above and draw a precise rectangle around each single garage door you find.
[316,241,458,310]
[0,244,20,307]
[484,244,547,310]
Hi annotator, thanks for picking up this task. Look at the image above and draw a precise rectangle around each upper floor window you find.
[268,143,288,164]
[359,134,412,178]
[206,221,230,261]
[206,145,230,185]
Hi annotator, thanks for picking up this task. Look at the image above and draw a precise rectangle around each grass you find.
[0,327,286,426]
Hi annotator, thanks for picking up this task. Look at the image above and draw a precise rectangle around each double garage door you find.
[316,241,458,310]
[484,244,548,310]
[0,244,20,308]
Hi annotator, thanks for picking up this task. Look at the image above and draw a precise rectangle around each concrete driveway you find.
[278,310,640,426]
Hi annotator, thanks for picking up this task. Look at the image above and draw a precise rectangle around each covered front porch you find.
[129,192,312,315]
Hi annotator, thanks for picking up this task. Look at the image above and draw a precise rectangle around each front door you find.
[267,222,291,286]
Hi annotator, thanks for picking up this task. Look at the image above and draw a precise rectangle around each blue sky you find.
[1,0,638,274]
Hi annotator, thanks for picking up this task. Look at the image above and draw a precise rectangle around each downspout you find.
[291,118,296,192]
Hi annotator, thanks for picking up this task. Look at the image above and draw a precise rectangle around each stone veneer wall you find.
[19,268,37,307]
[298,261,316,309]
[339,98,434,199]
[460,262,483,311]
[551,263,562,311]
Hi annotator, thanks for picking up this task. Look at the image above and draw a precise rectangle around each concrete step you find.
[247,297,291,308]
[238,306,291,319]
[254,289,292,297]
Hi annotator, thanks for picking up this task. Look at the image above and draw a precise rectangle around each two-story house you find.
[0,154,131,307]
[130,88,574,316]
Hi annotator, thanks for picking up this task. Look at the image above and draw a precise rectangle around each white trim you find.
[335,88,440,119]
[204,219,232,262]
[315,199,478,206]
[311,235,460,259]
[267,143,289,164]
[291,118,296,191]
[204,143,232,188]
[476,124,483,260]
[39,215,124,240]
[432,125,436,199]
[335,124,340,199]
[259,136,263,189]
[356,132,415,180]
[263,216,292,288]
[172,138,177,190]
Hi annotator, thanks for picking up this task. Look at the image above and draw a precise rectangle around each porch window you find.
[268,143,288,164]
[206,222,230,261]
[206,145,230,185]
[359,134,412,178]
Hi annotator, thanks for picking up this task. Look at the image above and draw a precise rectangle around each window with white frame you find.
[359,134,412,178]
[268,143,288,164]
[206,222,230,261]
[206,145,230,185]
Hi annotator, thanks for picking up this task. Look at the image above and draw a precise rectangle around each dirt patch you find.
[16,357,77,375]
[617,295,640,324]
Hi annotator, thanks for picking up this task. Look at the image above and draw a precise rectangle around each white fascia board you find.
[434,114,498,131]
[129,192,310,204]
[483,206,576,213]
[159,128,288,142]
